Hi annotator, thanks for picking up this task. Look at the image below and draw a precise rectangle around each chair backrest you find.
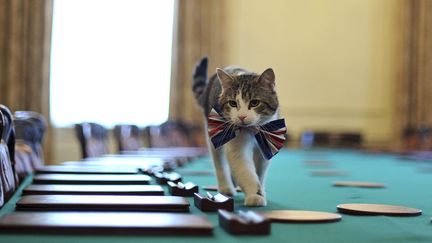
[0,105,15,164]
[14,111,47,158]
[13,111,47,177]
[301,130,363,148]
[75,122,109,158]
[147,120,201,148]
[113,124,142,152]
[0,105,18,207]
[301,131,332,147]
[337,132,363,147]
[313,132,333,146]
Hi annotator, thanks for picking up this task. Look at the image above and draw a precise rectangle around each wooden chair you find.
[0,105,18,207]
[75,122,109,159]
[113,124,142,152]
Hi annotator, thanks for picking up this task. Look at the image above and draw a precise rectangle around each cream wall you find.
[223,0,401,145]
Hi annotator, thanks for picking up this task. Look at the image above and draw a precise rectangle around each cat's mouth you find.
[234,121,256,127]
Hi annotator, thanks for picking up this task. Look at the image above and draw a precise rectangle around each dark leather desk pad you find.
[61,156,166,169]
[78,156,167,164]
[16,195,189,212]
[0,212,213,235]
[32,174,151,185]
[35,165,139,174]
[23,185,164,196]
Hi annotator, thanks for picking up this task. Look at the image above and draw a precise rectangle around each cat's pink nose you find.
[238,115,247,122]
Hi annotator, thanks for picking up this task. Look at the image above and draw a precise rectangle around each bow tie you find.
[207,108,287,160]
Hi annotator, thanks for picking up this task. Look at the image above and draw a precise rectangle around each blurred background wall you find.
[2,0,431,163]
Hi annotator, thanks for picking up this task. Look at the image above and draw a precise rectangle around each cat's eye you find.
[249,99,260,107]
[228,100,237,107]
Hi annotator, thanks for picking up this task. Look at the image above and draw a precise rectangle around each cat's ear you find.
[216,68,234,90]
[258,68,275,89]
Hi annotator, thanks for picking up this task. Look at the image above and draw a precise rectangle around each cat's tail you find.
[192,57,208,103]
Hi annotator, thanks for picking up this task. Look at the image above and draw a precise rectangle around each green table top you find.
[1,149,431,242]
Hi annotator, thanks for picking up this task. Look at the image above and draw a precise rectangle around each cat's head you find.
[217,68,279,127]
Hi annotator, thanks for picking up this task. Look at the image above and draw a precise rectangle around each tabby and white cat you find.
[192,57,281,206]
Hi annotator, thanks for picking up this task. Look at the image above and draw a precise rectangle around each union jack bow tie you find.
[207,108,287,160]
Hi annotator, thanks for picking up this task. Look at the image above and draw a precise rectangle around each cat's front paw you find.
[244,194,267,207]
[218,185,236,197]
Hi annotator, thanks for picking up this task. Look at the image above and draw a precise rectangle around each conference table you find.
[0,148,431,242]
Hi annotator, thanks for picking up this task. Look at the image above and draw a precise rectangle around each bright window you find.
[50,0,174,128]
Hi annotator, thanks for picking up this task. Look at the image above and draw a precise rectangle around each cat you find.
[192,57,281,206]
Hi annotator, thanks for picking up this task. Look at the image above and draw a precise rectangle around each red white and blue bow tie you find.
[207,108,287,160]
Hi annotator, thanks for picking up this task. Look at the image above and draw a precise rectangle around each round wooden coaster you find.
[333,181,385,188]
[337,203,422,216]
[258,210,342,223]
[203,185,242,192]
